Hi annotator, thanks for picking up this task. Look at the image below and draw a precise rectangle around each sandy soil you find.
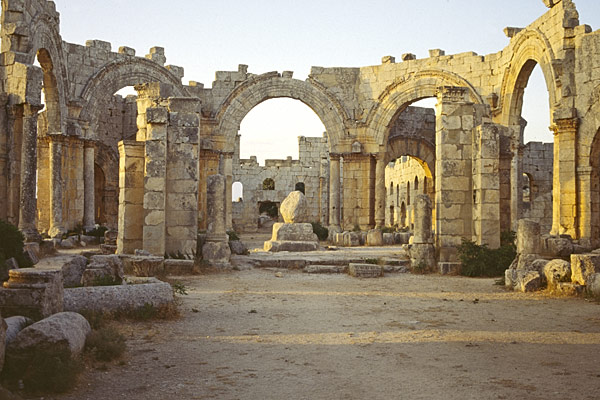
[47,268,600,400]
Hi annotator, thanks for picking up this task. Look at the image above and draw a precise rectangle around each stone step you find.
[348,263,384,278]
[304,265,348,274]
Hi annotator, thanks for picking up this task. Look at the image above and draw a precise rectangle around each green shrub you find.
[85,326,126,362]
[3,347,82,394]
[458,231,516,277]
[226,230,240,241]
[92,274,120,286]
[311,222,329,241]
[364,258,381,265]
[0,219,31,268]
[381,226,396,233]
[87,225,108,238]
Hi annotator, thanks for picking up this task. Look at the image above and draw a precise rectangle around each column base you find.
[21,228,42,243]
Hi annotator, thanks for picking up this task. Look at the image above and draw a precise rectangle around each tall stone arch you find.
[367,69,484,147]
[499,28,560,128]
[79,58,187,138]
[214,73,348,152]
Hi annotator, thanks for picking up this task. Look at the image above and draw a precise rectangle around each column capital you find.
[329,153,341,161]
[551,117,579,135]
[47,133,67,144]
[436,86,470,103]
[84,139,97,149]
[22,103,44,117]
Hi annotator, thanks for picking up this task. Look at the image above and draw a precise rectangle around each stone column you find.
[472,123,501,248]
[509,141,523,232]
[0,94,8,221]
[18,103,43,242]
[551,118,579,238]
[48,134,65,238]
[223,153,233,231]
[6,105,21,225]
[202,174,231,266]
[117,140,145,254]
[434,86,474,267]
[577,166,593,243]
[328,154,341,231]
[83,141,96,231]
[374,154,386,228]
[409,194,436,271]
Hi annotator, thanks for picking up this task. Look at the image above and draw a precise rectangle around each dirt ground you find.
[49,268,600,400]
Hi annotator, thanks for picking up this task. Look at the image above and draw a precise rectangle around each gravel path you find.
[55,269,600,400]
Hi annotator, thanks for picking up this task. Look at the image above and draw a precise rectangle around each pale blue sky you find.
[55,0,600,163]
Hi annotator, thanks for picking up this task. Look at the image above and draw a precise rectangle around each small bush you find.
[411,261,428,275]
[80,309,111,330]
[311,222,329,241]
[381,226,396,234]
[87,225,108,238]
[172,282,188,296]
[0,219,32,268]
[226,230,240,241]
[364,258,381,265]
[458,231,516,277]
[92,274,120,286]
[3,347,82,394]
[125,302,180,321]
[85,326,126,362]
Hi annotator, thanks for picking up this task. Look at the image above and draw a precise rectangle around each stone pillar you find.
[18,103,43,242]
[83,141,96,231]
[202,174,231,266]
[328,154,341,231]
[472,123,501,248]
[48,134,66,238]
[413,194,433,244]
[142,107,168,256]
[117,140,145,254]
[374,154,386,228]
[409,194,436,271]
[223,153,233,231]
[6,105,21,225]
[577,166,593,243]
[509,141,523,232]
[551,118,579,237]
[0,94,8,222]
[517,219,540,255]
[434,86,474,265]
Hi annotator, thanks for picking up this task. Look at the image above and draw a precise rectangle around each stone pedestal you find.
[0,269,63,320]
[264,223,319,252]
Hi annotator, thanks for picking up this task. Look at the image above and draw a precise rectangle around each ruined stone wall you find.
[522,141,553,234]
[232,134,329,232]
[384,157,434,229]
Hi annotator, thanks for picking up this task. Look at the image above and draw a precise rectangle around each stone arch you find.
[215,74,348,152]
[499,29,559,128]
[368,69,484,147]
[26,16,68,135]
[385,136,435,178]
[79,58,187,137]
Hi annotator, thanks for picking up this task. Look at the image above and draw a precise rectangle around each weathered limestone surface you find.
[0,269,64,320]
[4,316,32,345]
[6,312,90,371]
[348,263,384,278]
[64,279,174,313]
[202,174,231,265]
[570,253,600,286]
[61,255,88,287]
[280,191,309,223]
[543,259,571,287]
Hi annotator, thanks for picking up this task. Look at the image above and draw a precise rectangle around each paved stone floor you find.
[55,267,600,400]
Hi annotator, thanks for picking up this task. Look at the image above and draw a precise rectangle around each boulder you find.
[82,254,124,285]
[4,316,32,345]
[279,191,308,223]
[229,240,248,255]
[544,236,574,257]
[7,312,90,361]
[543,259,571,287]
[516,270,541,292]
[570,253,600,286]
[366,229,383,246]
[61,255,88,287]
